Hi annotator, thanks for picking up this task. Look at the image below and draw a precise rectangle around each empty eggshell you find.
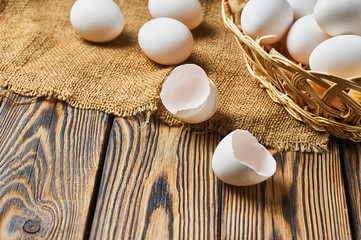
[160,64,219,123]
[286,15,330,65]
[138,18,194,65]
[70,0,124,43]
[241,0,293,44]
[212,130,276,186]
[148,0,203,30]
[287,0,317,21]
[314,0,361,36]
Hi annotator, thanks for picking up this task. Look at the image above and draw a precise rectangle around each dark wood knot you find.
[23,220,40,234]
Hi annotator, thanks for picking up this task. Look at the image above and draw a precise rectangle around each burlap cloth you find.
[0,0,329,151]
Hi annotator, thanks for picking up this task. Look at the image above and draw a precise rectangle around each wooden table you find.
[0,91,359,240]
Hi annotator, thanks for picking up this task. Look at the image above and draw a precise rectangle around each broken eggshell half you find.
[212,130,276,186]
[160,64,219,123]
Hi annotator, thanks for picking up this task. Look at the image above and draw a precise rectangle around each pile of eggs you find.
[70,0,277,187]
[70,0,217,124]
[241,0,361,81]
[139,0,203,65]
[70,0,202,65]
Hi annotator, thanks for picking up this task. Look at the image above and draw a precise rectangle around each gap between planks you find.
[338,139,361,240]
[0,90,356,239]
[0,91,113,239]
[82,114,115,240]
[88,115,353,240]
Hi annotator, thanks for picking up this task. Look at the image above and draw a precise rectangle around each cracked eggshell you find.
[160,64,219,123]
[138,18,194,65]
[148,0,203,30]
[70,0,124,43]
[212,130,276,186]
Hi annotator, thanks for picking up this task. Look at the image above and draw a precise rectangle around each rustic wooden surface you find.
[220,141,351,239]
[339,140,361,240]
[0,92,359,240]
[0,93,112,239]
[89,116,221,240]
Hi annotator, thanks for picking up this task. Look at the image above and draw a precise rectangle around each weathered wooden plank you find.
[0,92,111,239]
[220,139,352,239]
[338,139,361,239]
[89,116,220,239]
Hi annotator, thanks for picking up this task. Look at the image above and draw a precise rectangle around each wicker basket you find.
[222,0,361,141]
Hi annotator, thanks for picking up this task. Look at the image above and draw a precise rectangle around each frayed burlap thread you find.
[0,0,328,152]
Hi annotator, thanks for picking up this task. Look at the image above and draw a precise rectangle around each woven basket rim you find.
[221,0,361,140]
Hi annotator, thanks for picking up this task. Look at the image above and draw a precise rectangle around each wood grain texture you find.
[220,139,352,239]
[339,140,361,239]
[0,92,111,239]
[89,116,220,240]
[0,92,356,239]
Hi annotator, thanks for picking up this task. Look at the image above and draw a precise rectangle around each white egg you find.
[241,0,293,44]
[160,64,219,123]
[287,0,317,20]
[212,130,276,186]
[314,0,361,36]
[148,0,203,30]
[309,35,361,79]
[70,0,124,43]
[287,15,330,65]
[138,18,194,65]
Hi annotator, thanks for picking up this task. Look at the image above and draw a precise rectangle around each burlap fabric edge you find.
[0,0,330,152]
[1,83,329,153]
